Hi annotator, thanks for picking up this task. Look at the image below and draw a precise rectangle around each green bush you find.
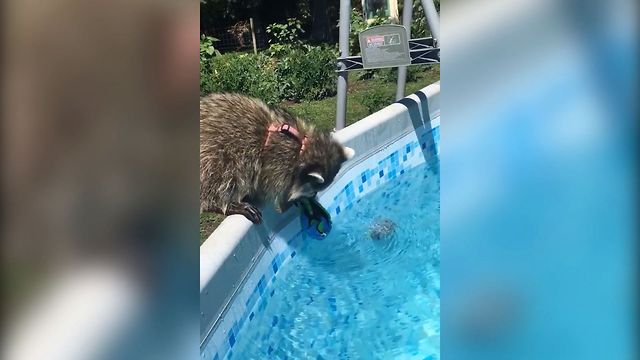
[266,18,305,46]
[374,66,425,83]
[355,64,425,83]
[200,52,280,104]
[358,87,393,114]
[200,35,221,63]
[200,61,216,96]
[274,45,337,101]
[200,45,337,103]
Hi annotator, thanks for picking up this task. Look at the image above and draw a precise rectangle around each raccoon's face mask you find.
[288,146,355,202]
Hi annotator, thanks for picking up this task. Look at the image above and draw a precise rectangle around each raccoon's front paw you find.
[227,202,263,224]
[242,204,263,224]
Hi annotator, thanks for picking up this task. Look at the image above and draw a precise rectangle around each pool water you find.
[232,161,440,359]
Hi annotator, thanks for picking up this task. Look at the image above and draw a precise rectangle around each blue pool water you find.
[232,161,440,359]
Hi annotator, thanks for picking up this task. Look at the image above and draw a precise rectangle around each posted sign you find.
[358,25,410,69]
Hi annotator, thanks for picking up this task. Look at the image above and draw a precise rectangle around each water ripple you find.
[231,162,440,359]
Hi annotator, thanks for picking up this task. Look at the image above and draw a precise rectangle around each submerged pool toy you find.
[297,197,332,240]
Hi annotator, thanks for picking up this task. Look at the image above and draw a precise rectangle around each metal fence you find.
[207,19,269,54]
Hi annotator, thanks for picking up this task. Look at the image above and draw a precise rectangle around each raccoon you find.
[200,93,355,224]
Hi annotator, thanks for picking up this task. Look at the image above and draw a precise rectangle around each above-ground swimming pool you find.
[231,160,440,359]
[201,84,440,360]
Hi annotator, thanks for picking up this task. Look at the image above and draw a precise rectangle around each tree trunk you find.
[310,0,332,43]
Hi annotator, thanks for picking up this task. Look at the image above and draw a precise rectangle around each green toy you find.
[297,197,332,240]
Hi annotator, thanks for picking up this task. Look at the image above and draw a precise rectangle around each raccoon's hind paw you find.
[227,202,263,224]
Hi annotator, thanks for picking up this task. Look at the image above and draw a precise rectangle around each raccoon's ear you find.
[307,172,325,184]
[343,146,356,160]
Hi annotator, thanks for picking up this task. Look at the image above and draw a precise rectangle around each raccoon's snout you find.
[288,192,316,202]
[286,133,355,203]
[288,184,317,202]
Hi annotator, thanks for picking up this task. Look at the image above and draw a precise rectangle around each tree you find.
[310,0,333,43]
[201,0,340,45]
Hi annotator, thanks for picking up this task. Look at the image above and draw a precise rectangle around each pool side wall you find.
[200,82,440,359]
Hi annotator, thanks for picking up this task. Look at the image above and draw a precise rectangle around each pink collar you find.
[264,123,308,154]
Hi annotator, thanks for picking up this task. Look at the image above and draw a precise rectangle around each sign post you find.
[358,25,411,69]
[335,0,440,130]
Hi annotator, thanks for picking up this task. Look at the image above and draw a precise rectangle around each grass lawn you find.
[200,65,439,243]
[200,212,225,244]
[284,65,440,131]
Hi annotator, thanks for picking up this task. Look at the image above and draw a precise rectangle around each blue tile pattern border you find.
[202,119,440,360]
[321,119,439,217]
